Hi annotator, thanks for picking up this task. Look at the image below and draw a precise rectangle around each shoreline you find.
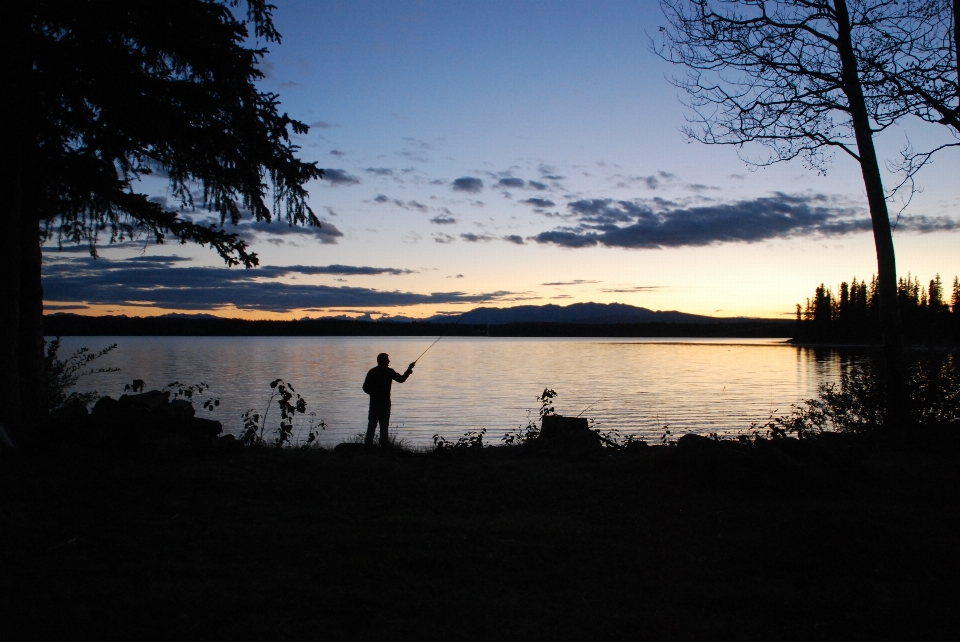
[3,431,957,639]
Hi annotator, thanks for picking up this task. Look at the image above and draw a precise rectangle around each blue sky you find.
[43,0,960,320]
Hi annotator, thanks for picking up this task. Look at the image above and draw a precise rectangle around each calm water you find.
[57,336,866,447]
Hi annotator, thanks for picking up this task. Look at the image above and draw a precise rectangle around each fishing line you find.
[412,292,499,365]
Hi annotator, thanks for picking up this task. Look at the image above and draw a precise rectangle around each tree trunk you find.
[834,0,910,428]
[0,157,24,447]
[19,211,46,427]
[0,5,32,447]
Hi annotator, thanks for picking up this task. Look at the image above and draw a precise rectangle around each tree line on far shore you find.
[795,274,960,344]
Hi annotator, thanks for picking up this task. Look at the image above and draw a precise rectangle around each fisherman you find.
[362,353,415,449]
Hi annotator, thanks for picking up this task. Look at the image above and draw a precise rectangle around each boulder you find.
[118,390,170,413]
[161,399,196,422]
[217,434,244,454]
[190,417,223,437]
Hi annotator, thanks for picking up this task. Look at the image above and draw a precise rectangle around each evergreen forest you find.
[795,274,960,344]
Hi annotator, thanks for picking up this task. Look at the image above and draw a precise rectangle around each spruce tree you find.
[2,1,324,443]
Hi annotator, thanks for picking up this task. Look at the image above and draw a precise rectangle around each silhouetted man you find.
[362,353,414,449]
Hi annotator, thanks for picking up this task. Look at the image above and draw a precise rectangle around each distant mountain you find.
[425,302,725,325]
[159,312,223,320]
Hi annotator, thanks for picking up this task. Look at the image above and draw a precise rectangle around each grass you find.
[2,432,958,641]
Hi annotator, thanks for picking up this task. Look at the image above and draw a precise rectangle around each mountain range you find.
[381,302,741,325]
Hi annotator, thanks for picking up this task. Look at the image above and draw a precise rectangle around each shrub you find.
[240,379,326,448]
[43,337,118,415]
[764,352,960,437]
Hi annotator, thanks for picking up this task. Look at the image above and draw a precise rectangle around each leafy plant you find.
[123,379,220,413]
[434,427,487,451]
[43,337,118,414]
[240,379,325,447]
[501,388,557,446]
[762,353,960,437]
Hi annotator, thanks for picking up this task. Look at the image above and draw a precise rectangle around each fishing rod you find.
[412,292,499,365]
[577,397,609,418]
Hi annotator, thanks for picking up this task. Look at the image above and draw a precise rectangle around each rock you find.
[118,390,170,413]
[189,417,223,437]
[624,439,649,452]
[161,399,196,422]
[217,434,243,454]
[676,433,724,454]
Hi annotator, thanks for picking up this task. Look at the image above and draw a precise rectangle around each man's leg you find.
[365,403,379,448]
[379,406,391,448]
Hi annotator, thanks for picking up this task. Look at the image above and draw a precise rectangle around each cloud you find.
[408,201,428,211]
[531,193,956,249]
[528,181,548,191]
[460,233,495,242]
[365,168,394,176]
[237,220,344,244]
[42,258,509,313]
[452,177,484,193]
[430,215,457,225]
[323,168,360,185]
[310,121,336,129]
[498,178,525,188]
[521,197,555,208]
[600,286,663,293]
[541,280,600,286]
[502,235,524,244]
[433,233,456,244]
[329,149,346,157]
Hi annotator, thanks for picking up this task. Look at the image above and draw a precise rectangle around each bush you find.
[240,379,326,448]
[43,337,118,415]
[764,352,960,437]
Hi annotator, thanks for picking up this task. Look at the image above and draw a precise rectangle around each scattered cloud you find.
[498,178,525,188]
[528,181,548,191]
[521,197,555,208]
[600,286,663,293]
[430,215,457,225]
[452,176,484,193]
[365,167,394,176]
[460,233,495,242]
[530,193,953,249]
[502,235,524,244]
[322,168,360,185]
[329,149,346,157]
[309,121,336,129]
[541,280,600,286]
[373,194,390,203]
[42,257,510,313]
[236,220,344,244]
[433,233,456,244]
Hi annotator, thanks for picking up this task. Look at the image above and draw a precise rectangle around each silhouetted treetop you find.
[25,0,323,267]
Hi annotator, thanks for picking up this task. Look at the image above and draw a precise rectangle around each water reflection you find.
[58,336,868,447]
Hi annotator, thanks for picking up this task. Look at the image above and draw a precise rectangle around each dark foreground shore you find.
[2,437,957,641]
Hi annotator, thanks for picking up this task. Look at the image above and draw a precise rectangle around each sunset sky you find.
[42,0,960,321]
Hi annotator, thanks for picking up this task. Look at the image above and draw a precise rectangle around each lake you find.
[56,336,866,447]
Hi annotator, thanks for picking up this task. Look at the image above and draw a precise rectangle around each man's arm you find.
[392,363,415,383]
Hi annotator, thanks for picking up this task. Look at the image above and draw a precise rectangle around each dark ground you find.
[1,438,957,641]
